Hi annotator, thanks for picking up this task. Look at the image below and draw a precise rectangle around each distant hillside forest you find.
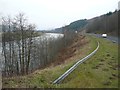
[85,10,119,36]
[66,19,88,31]
[53,19,88,33]
[54,10,119,36]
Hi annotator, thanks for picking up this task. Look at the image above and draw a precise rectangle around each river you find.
[0,33,64,69]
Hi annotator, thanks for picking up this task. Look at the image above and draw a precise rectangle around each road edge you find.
[53,41,99,84]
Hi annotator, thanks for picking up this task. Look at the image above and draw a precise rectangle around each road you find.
[88,33,119,44]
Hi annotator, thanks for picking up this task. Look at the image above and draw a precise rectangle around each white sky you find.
[0,0,119,30]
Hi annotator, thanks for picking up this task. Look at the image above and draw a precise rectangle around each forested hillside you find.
[54,10,119,36]
[85,10,119,36]
[52,19,88,33]
[66,19,87,31]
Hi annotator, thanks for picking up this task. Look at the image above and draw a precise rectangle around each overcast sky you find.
[0,0,119,30]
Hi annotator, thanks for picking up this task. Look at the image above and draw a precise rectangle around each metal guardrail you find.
[53,41,99,84]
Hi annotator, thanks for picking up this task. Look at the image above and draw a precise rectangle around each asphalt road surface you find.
[89,33,119,44]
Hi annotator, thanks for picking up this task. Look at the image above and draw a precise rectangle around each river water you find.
[0,33,64,69]
[34,33,64,40]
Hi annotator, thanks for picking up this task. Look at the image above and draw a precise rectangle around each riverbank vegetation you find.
[2,32,91,88]
[2,13,37,76]
[1,13,78,77]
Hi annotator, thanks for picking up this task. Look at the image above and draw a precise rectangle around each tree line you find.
[1,13,77,76]
[1,13,37,76]
[58,10,119,36]
[85,10,118,35]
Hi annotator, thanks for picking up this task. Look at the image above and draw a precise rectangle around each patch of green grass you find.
[3,35,118,88]
[57,36,118,88]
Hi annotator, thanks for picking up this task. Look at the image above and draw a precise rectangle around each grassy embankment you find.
[58,36,119,88]
[3,35,118,88]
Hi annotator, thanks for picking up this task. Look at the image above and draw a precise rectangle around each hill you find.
[66,19,88,31]
[47,19,88,33]
[85,10,119,36]
[51,10,119,36]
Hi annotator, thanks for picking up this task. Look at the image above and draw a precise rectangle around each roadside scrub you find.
[3,35,111,88]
